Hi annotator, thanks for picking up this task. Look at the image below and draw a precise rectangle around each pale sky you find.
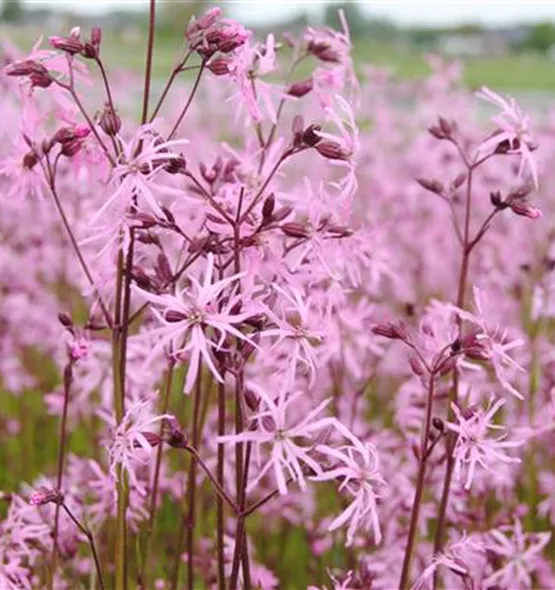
[17,0,555,27]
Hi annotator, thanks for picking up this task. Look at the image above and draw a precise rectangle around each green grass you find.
[3,24,555,91]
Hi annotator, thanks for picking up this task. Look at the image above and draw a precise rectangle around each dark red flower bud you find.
[302,124,322,147]
[416,177,444,196]
[161,416,188,448]
[207,56,232,76]
[262,193,275,220]
[372,321,409,341]
[281,222,311,239]
[315,140,350,161]
[99,104,122,137]
[286,77,313,98]
[165,310,188,323]
[58,312,73,329]
[49,36,84,55]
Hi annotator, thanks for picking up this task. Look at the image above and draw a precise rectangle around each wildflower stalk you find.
[217,361,226,589]
[141,0,156,125]
[167,61,206,141]
[140,358,176,587]
[399,374,436,590]
[113,247,128,590]
[434,163,475,560]
[49,359,74,590]
[171,361,203,590]
[61,502,106,590]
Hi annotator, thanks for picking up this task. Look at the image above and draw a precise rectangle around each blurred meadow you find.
[1,1,555,588]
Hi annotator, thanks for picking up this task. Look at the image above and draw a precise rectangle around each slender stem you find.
[149,49,193,122]
[398,374,436,590]
[433,166,475,562]
[183,445,238,513]
[113,248,127,590]
[140,359,175,587]
[49,360,74,590]
[167,62,206,141]
[44,164,112,328]
[258,53,307,174]
[141,0,156,125]
[240,151,293,223]
[171,362,204,590]
[187,364,203,590]
[217,379,226,590]
[61,503,106,590]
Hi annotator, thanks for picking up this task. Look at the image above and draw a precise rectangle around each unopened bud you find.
[315,140,350,161]
[262,193,275,220]
[409,355,425,376]
[371,321,409,341]
[58,312,73,330]
[244,388,260,411]
[29,487,64,506]
[416,177,444,196]
[510,202,542,220]
[137,432,161,448]
[207,56,232,76]
[438,356,458,376]
[438,116,454,137]
[281,222,310,239]
[165,310,188,323]
[432,417,444,432]
[271,205,293,223]
[161,416,188,448]
[490,191,505,209]
[91,26,102,47]
[49,36,84,55]
[99,104,122,137]
[287,77,313,98]
[451,172,467,190]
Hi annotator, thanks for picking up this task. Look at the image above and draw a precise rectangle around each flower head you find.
[476,86,539,189]
[446,396,522,490]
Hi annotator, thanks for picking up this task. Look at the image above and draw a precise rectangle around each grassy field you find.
[2,24,555,91]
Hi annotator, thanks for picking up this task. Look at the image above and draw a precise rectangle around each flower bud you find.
[58,312,74,330]
[286,78,313,98]
[161,416,188,448]
[49,35,84,55]
[510,202,542,219]
[165,310,188,323]
[281,222,310,239]
[91,26,102,47]
[416,177,444,196]
[271,205,293,223]
[490,191,505,209]
[244,388,260,411]
[99,104,122,137]
[262,193,275,220]
[409,355,425,376]
[207,56,232,76]
[315,140,350,161]
[29,487,64,506]
[371,321,409,341]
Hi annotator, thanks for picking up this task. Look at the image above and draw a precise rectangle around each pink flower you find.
[450,286,526,399]
[218,383,336,495]
[313,433,385,546]
[304,10,352,65]
[134,253,255,393]
[445,396,522,490]
[484,518,551,589]
[100,396,168,496]
[263,285,324,384]
[476,86,539,189]
[90,126,188,225]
